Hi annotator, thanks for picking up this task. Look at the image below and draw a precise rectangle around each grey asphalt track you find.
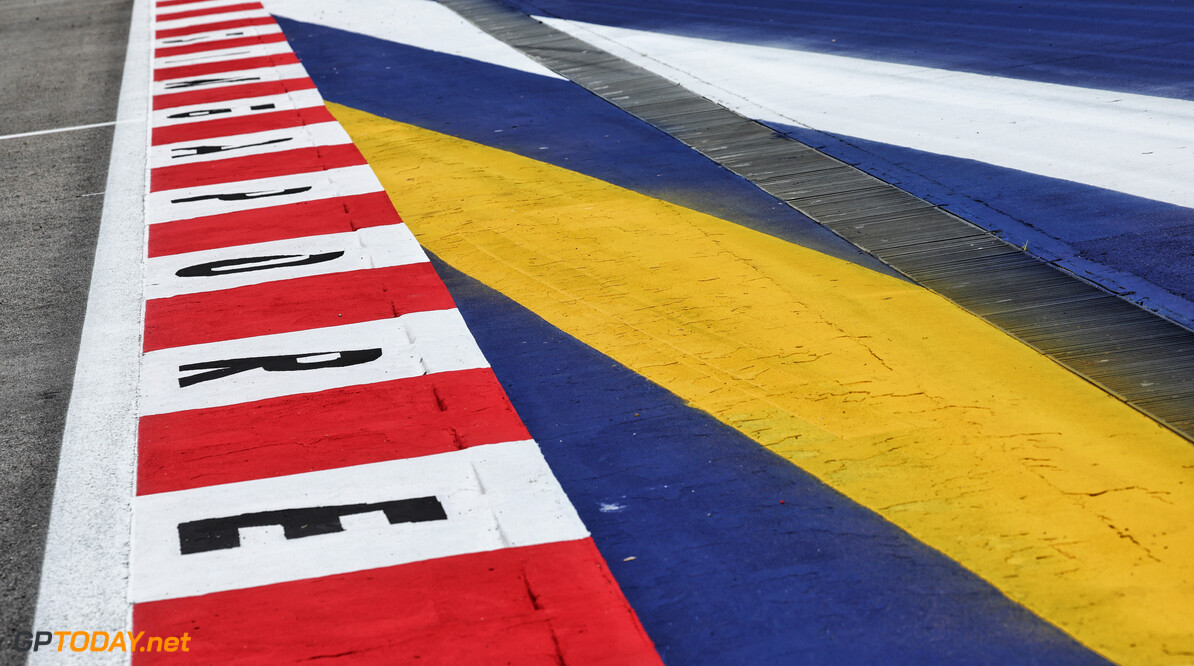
[0,0,132,657]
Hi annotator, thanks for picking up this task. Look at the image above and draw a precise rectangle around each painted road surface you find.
[511,0,1194,330]
[23,0,1194,664]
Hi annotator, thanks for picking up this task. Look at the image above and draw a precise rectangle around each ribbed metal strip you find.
[438,0,1194,443]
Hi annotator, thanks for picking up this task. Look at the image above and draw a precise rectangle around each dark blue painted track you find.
[515,0,1194,100]
[431,254,1108,665]
[274,16,902,278]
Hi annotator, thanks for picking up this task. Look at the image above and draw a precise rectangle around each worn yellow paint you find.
[330,102,1194,664]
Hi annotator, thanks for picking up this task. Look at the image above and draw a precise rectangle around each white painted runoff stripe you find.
[153,39,293,68]
[155,8,272,31]
[541,18,1194,211]
[146,163,383,223]
[152,62,309,97]
[143,224,428,299]
[130,440,589,602]
[29,0,149,660]
[154,21,282,49]
[149,121,351,166]
[262,0,564,80]
[139,310,488,415]
[151,88,325,127]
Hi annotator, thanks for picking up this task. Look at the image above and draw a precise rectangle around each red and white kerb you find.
[133,2,662,662]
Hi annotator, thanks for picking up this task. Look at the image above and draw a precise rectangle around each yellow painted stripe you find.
[330,102,1194,664]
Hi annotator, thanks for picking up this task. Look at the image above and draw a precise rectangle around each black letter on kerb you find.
[170,137,292,159]
[159,29,245,45]
[166,107,233,119]
[12,632,32,651]
[171,186,312,204]
[161,30,248,45]
[176,251,345,278]
[33,632,52,651]
[163,76,257,90]
[177,497,448,554]
[178,348,382,388]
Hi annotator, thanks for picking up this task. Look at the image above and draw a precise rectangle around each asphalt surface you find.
[0,0,132,655]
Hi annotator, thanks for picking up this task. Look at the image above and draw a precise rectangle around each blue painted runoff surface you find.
[768,121,1194,329]
[274,15,902,279]
[429,253,1111,665]
[514,0,1194,100]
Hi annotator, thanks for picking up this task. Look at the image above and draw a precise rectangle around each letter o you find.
[70,632,90,651]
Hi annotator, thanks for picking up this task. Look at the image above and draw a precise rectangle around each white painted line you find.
[143,224,428,299]
[0,120,119,142]
[29,0,149,661]
[154,8,270,30]
[149,120,350,166]
[262,0,565,80]
[130,440,589,602]
[152,62,309,97]
[146,163,382,223]
[541,17,1194,210]
[154,21,281,50]
[153,39,292,68]
[139,310,488,414]
[151,88,325,127]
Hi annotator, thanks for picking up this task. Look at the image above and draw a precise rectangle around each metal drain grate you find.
[439,0,1194,443]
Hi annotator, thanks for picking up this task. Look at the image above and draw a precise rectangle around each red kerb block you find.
[147,193,401,257]
[137,368,531,494]
[143,263,456,351]
[133,540,662,665]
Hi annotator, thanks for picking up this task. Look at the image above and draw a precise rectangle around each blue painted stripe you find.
[273,16,902,279]
[767,121,1194,327]
[515,0,1194,100]
[429,253,1109,665]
